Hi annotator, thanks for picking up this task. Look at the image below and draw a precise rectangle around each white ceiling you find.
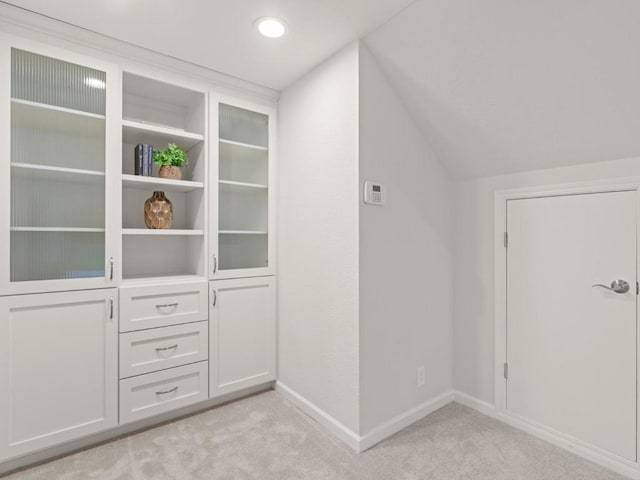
[7,0,640,179]
[4,0,415,91]
[365,0,640,179]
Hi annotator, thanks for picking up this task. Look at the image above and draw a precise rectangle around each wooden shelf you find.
[122,174,204,192]
[219,230,267,235]
[219,138,268,151]
[11,98,105,119]
[122,229,204,236]
[11,227,105,232]
[219,180,268,190]
[123,119,203,150]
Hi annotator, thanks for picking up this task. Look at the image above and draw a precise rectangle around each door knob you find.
[592,279,630,294]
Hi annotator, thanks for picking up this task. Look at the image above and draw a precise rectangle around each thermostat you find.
[364,181,385,206]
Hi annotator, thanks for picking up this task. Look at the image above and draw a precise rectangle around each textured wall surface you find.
[277,43,361,432]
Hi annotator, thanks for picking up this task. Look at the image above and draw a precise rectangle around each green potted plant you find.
[153,143,187,180]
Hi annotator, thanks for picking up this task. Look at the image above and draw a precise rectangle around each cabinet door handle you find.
[108,257,114,281]
[155,344,178,352]
[156,386,178,396]
[212,289,217,306]
[213,254,218,274]
[156,302,178,311]
[109,297,114,320]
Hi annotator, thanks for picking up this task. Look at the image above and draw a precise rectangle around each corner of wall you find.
[357,41,454,436]
[277,41,361,435]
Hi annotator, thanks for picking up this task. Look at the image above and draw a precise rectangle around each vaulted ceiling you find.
[6,0,640,179]
[364,0,640,179]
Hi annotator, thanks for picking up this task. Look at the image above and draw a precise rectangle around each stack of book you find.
[134,144,154,176]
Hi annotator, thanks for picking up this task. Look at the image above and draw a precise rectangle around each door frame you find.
[494,177,640,475]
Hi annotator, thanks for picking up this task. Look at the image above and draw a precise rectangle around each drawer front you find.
[120,282,208,332]
[119,321,208,378]
[119,362,208,424]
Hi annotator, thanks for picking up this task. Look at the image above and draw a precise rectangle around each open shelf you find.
[122,234,205,280]
[120,73,207,283]
[122,229,204,236]
[122,174,204,192]
[122,119,203,151]
[11,98,105,120]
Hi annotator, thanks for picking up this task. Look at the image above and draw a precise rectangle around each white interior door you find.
[506,191,637,461]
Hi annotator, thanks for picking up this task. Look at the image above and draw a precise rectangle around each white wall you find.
[277,43,361,433]
[453,156,640,404]
[362,0,640,179]
[358,44,453,434]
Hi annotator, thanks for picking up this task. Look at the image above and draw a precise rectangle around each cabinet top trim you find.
[0,4,280,103]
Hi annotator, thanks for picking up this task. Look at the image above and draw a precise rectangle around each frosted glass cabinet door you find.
[210,97,276,279]
[0,39,120,294]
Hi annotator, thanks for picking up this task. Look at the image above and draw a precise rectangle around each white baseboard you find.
[452,390,497,417]
[274,382,361,451]
[358,390,455,452]
[275,382,455,453]
[452,390,640,480]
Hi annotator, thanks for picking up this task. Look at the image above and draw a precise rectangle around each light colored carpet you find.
[3,391,628,480]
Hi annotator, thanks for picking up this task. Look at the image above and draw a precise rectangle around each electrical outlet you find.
[417,366,425,387]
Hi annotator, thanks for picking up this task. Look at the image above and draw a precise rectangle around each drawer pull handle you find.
[156,302,178,311]
[156,386,178,396]
[155,344,178,352]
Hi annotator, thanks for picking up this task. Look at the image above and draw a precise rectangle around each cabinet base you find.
[0,382,274,476]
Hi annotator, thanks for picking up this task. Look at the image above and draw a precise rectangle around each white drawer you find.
[119,282,208,332]
[119,321,208,378]
[119,362,208,424]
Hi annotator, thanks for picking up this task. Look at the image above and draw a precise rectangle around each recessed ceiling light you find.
[84,77,106,89]
[255,17,287,38]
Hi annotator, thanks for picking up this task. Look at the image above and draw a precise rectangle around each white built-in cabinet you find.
[118,280,209,424]
[0,32,277,467]
[120,72,208,283]
[0,36,120,295]
[0,289,118,460]
[210,95,276,278]
[210,277,277,396]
